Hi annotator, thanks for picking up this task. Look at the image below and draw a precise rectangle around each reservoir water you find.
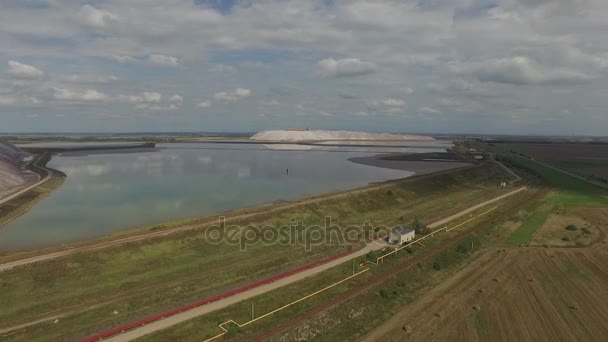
[0,142,451,251]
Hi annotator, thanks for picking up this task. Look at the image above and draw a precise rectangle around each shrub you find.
[565,225,578,231]
[582,227,592,235]
[456,244,469,254]
[561,236,571,242]
[432,261,441,271]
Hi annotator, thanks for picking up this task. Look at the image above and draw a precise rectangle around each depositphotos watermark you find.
[204,216,395,251]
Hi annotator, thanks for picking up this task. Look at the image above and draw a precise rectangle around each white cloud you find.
[0,95,17,106]
[317,58,377,78]
[149,54,180,67]
[53,88,109,102]
[214,88,252,102]
[382,98,405,107]
[368,97,406,113]
[65,74,119,84]
[112,55,136,64]
[128,92,162,110]
[453,56,593,85]
[78,5,119,30]
[128,92,182,110]
[208,64,237,74]
[7,60,44,79]
[418,106,441,114]
[197,101,211,108]
[168,94,183,110]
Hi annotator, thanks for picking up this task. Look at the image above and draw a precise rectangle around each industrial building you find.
[389,227,416,245]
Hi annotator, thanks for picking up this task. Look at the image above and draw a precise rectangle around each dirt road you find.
[101,241,387,342]
[428,186,527,229]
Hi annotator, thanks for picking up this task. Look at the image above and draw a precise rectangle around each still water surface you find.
[0,142,449,251]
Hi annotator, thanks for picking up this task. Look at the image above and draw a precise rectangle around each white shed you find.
[389,227,416,245]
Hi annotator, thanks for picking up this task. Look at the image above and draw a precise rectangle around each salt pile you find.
[251,130,434,142]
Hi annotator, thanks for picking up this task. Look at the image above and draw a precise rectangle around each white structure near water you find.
[389,227,416,245]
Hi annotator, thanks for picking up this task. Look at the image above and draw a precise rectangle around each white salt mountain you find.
[0,141,38,195]
[251,130,434,142]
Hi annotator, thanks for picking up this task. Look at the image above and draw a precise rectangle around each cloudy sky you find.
[1,0,607,135]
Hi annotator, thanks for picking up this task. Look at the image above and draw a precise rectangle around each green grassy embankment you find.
[0,163,511,341]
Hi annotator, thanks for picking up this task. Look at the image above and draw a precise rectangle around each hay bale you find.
[492,277,500,283]
[473,305,481,311]
[402,325,412,333]
[479,288,486,293]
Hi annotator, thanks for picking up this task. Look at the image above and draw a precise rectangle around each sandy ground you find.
[102,241,387,342]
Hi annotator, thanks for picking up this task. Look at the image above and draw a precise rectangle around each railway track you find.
[251,187,548,342]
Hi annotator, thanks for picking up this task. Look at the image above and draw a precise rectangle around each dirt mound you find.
[0,141,35,194]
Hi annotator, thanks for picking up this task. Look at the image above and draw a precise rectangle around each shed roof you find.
[393,226,415,235]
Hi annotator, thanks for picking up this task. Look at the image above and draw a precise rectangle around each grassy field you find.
[501,142,608,181]
[257,191,536,342]
[138,191,530,342]
[0,162,511,341]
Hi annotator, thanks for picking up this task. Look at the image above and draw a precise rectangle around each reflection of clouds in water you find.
[237,166,251,179]
[76,183,121,192]
[127,152,185,176]
[197,156,212,165]
[60,163,112,177]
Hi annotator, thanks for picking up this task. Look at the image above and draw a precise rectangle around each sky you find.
[1,0,607,135]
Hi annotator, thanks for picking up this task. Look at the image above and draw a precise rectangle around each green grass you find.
[506,209,550,246]
[501,154,607,206]
[141,197,517,342]
[497,152,608,246]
